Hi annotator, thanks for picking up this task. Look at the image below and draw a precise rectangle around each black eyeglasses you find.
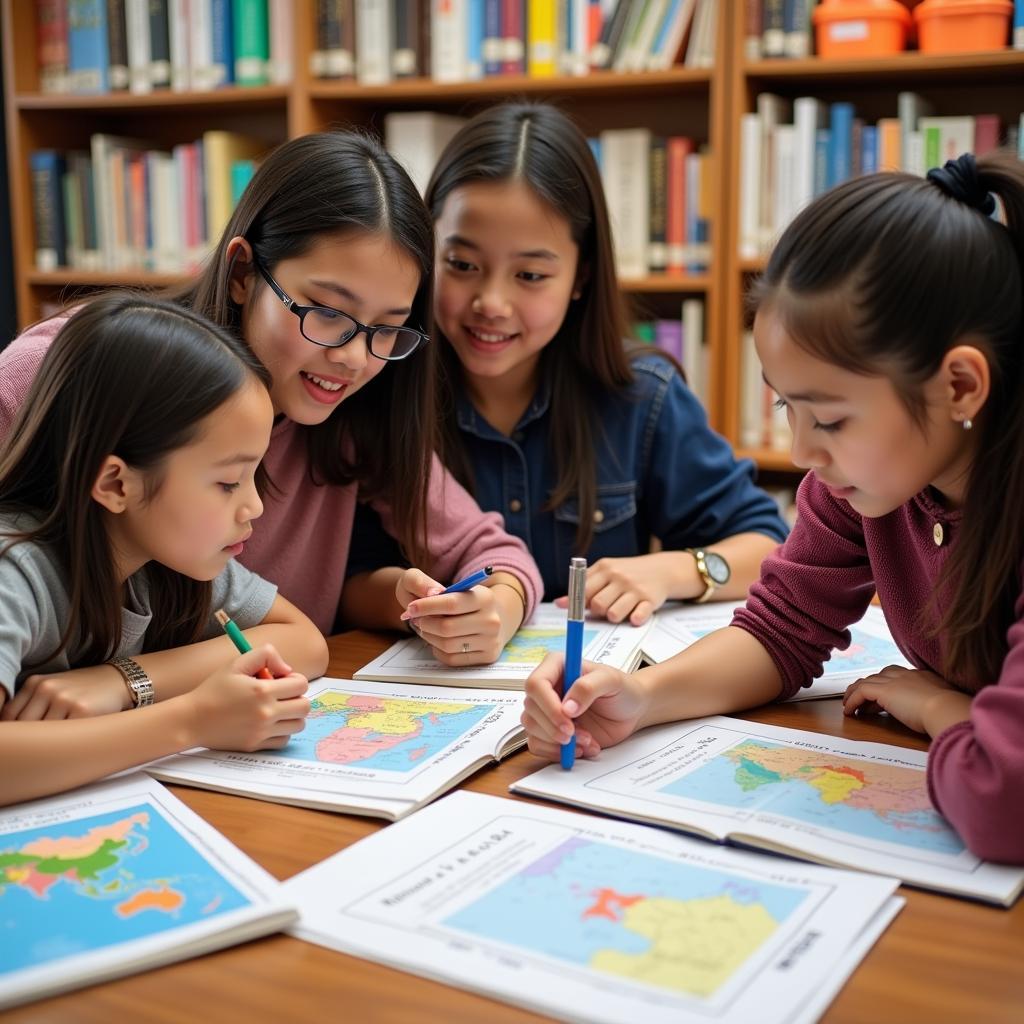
[254,260,429,361]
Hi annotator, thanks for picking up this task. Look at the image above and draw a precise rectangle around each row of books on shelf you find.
[370,112,713,278]
[740,91,1024,258]
[30,131,265,273]
[740,329,792,454]
[36,0,293,95]
[632,300,706,401]
[310,0,716,84]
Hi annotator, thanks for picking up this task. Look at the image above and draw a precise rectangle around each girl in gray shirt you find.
[0,294,327,806]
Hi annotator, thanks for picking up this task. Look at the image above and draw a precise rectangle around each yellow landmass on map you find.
[313,693,474,736]
[590,894,778,997]
[807,768,865,805]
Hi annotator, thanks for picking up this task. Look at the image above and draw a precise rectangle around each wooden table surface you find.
[10,631,1024,1023]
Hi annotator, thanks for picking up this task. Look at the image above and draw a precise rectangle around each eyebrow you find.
[308,279,411,318]
[213,454,263,467]
[762,373,845,403]
[443,234,560,261]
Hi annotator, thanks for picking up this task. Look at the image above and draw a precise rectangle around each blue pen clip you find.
[560,557,587,770]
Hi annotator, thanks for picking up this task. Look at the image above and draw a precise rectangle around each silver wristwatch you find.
[109,656,154,708]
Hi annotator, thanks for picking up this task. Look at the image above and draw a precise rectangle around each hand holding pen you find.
[561,558,587,769]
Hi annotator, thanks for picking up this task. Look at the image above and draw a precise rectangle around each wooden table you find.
[10,632,1024,1023]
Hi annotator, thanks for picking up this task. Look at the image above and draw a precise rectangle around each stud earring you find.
[962,417,973,431]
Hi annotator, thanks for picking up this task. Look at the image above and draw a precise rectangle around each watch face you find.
[704,551,730,584]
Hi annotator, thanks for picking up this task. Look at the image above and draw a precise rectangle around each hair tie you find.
[926,153,995,216]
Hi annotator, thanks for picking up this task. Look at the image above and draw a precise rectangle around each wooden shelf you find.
[736,448,798,473]
[738,257,767,274]
[621,273,711,293]
[27,270,192,288]
[744,49,1024,87]
[308,67,712,102]
[15,85,289,112]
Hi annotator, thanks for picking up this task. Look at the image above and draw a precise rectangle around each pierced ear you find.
[943,343,990,426]
[226,236,255,306]
[91,456,136,515]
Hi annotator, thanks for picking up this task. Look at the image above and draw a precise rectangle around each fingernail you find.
[399,611,411,621]
[428,587,444,597]
[564,699,579,716]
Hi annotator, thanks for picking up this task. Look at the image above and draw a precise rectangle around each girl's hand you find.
[397,567,519,665]
[0,664,131,721]
[842,665,962,734]
[187,645,310,752]
[555,554,674,626]
[522,653,647,761]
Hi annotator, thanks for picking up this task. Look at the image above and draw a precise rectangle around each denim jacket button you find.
[593,509,605,524]
[509,498,523,513]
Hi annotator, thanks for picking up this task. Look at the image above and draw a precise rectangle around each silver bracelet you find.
[109,656,154,708]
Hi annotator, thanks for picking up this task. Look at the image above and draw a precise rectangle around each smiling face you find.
[433,180,580,401]
[754,306,979,515]
[108,377,274,581]
[232,230,423,424]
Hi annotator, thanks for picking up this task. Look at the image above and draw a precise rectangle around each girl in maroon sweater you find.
[522,152,1024,862]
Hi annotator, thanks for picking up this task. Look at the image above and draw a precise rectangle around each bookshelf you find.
[722,16,1024,476]
[1,0,730,427]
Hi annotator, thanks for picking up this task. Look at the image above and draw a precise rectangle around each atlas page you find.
[354,602,652,689]
[285,790,901,1024]
[643,603,911,700]
[0,773,295,1010]
[512,717,1024,906]
[145,678,525,820]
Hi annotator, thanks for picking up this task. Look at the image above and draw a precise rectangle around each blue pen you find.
[561,557,587,770]
[443,565,493,593]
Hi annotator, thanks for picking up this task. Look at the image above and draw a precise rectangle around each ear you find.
[226,235,256,306]
[941,343,990,426]
[91,456,141,515]
[572,261,590,301]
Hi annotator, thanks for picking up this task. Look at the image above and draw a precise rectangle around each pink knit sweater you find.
[0,317,542,635]
[733,471,1024,863]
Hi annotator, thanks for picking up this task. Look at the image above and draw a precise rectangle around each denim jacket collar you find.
[455,376,553,439]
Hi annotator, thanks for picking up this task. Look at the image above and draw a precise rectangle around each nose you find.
[472,279,512,320]
[240,481,264,523]
[789,418,829,472]
[325,330,369,371]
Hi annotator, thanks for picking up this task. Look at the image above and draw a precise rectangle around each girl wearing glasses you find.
[0,132,542,671]
[425,104,788,624]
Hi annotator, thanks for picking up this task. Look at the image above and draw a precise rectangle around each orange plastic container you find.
[914,0,1012,52]
[813,0,913,57]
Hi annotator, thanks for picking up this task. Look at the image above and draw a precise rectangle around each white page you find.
[286,790,899,1024]
[0,773,294,1009]
[512,717,1024,905]
[644,603,911,700]
[354,603,652,688]
[146,679,525,818]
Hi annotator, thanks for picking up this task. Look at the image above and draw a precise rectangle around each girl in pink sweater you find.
[0,132,542,662]
[522,152,1024,862]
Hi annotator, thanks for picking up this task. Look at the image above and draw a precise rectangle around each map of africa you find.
[499,627,600,665]
[444,836,807,998]
[278,691,497,770]
[0,803,250,973]
[662,738,964,854]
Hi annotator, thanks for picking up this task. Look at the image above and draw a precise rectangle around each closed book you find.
[38,0,70,93]
[665,134,692,272]
[233,0,270,84]
[148,0,171,88]
[433,0,468,80]
[169,0,191,89]
[600,126,651,279]
[355,0,393,82]
[203,131,265,238]
[267,0,294,81]
[500,0,525,73]
[648,136,668,272]
[67,0,109,93]
[482,0,503,73]
[211,0,236,85]
[393,0,424,76]
[828,101,854,188]
[860,124,878,175]
[647,0,698,70]
[527,0,557,75]
[30,150,67,270]
[589,0,629,69]
[877,116,902,171]
[106,0,129,89]
[654,318,682,361]
[384,111,466,196]
[973,114,1002,156]
[124,0,151,92]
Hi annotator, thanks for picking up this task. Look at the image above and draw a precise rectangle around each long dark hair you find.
[750,152,1024,686]
[166,131,437,564]
[425,102,638,553]
[0,293,271,666]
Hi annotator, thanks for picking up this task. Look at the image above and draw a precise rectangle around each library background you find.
[5,0,1024,510]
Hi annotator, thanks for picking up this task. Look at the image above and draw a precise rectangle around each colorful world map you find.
[278,691,496,770]
[0,803,250,973]
[662,738,964,854]
[444,836,808,998]
[499,627,600,665]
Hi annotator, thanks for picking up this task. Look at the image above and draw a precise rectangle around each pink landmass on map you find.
[316,723,423,763]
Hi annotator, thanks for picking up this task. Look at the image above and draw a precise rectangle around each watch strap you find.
[109,656,154,708]
[687,548,716,604]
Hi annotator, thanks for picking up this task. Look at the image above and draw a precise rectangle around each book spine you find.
[233,0,270,84]
[665,135,691,273]
[324,0,355,78]
[466,0,485,78]
[68,0,110,93]
[38,0,70,94]
[124,0,151,92]
[739,112,761,259]
[106,0,129,89]
[860,124,878,176]
[648,136,668,273]
[744,0,761,60]
[392,0,420,76]
[762,0,785,57]
[355,0,393,83]
[31,151,67,270]
[211,0,236,84]
[828,102,853,189]
[1015,0,1024,50]
[149,0,171,87]
[482,0,503,74]
[267,0,294,81]
[527,0,557,76]
[189,0,216,87]
[168,0,191,89]
[500,0,525,74]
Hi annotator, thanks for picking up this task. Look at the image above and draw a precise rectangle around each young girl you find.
[0,294,327,806]
[0,131,542,666]
[424,103,788,623]
[521,152,1024,863]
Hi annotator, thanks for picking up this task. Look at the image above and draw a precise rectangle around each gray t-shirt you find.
[0,517,278,698]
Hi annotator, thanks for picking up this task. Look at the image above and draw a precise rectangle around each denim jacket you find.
[451,354,789,600]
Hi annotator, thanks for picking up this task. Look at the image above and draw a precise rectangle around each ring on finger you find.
[461,641,471,654]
